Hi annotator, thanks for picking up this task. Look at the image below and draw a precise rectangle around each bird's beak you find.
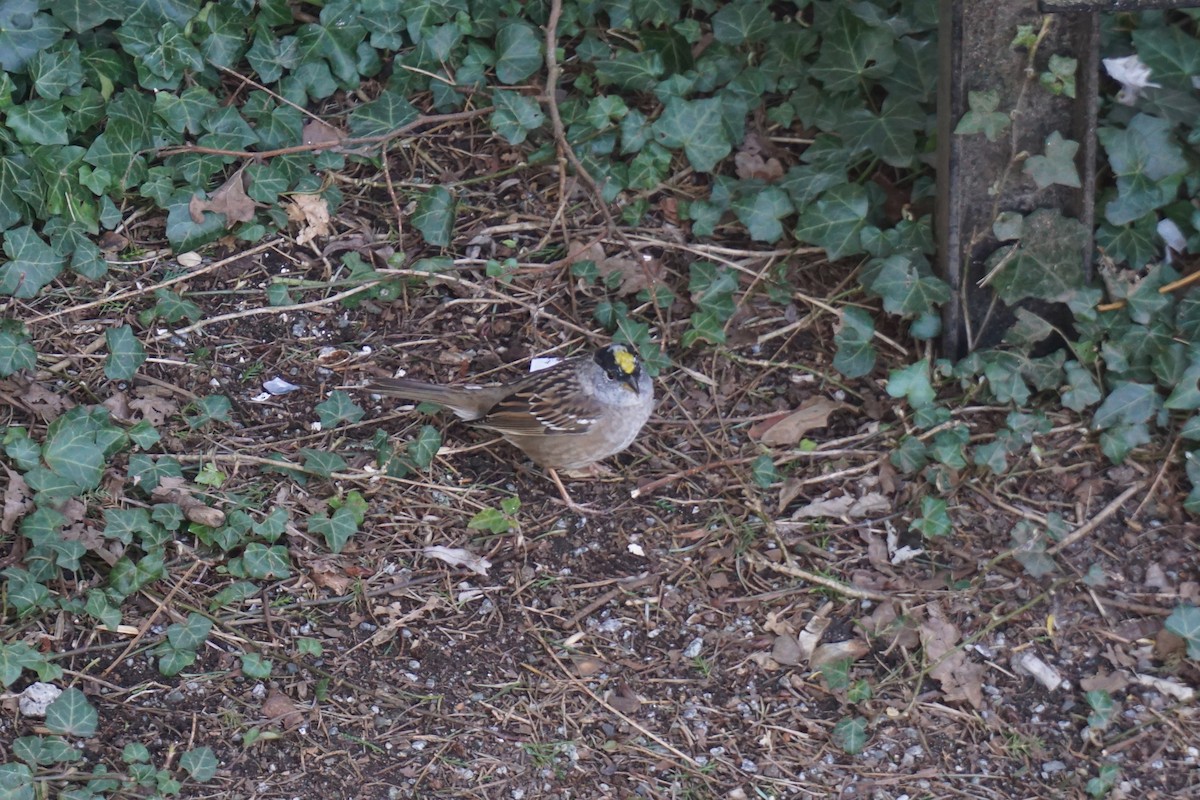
[621,372,641,393]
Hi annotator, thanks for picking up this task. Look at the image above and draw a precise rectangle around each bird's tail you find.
[364,377,485,421]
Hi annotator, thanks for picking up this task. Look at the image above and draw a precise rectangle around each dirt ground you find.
[4,136,1200,800]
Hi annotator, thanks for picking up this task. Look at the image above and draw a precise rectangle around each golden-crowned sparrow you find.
[367,343,654,507]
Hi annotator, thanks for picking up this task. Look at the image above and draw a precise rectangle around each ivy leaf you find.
[750,454,778,487]
[412,185,455,247]
[0,0,67,71]
[407,424,442,470]
[1096,216,1160,270]
[912,496,952,537]
[794,184,869,260]
[0,226,65,299]
[833,307,876,378]
[731,186,793,243]
[954,90,1010,141]
[1062,361,1102,412]
[240,543,292,579]
[180,747,218,782]
[300,448,348,478]
[987,209,1087,305]
[887,360,935,408]
[490,89,544,145]
[810,7,895,93]
[45,688,98,738]
[711,0,776,45]
[594,49,664,91]
[641,28,693,74]
[347,89,419,137]
[840,97,925,168]
[1023,131,1081,189]
[1165,361,1200,411]
[867,254,950,317]
[831,716,868,755]
[315,390,364,428]
[494,21,541,84]
[309,506,358,554]
[295,20,361,85]
[104,325,147,381]
[1164,604,1200,658]
[651,97,732,173]
[1092,382,1160,430]
[29,40,82,101]
[184,395,231,428]
[1133,26,1200,88]
[0,322,36,376]
[1098,113,1187,225]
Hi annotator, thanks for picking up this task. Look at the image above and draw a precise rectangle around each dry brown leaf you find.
[919,604,983,708]
[190,170,256,226]
[302,118,344,148]
[749,397,842,446]
[606,682,642,715]
[98,230,129,252]
[776,476,806,514]
[10,381,75,422]
[151,483,227,528]
[129,387,179,428]
[286,193,332,245]
[565,239,665,296]
[810,639,870,670]
[2,467,33,534]
[262,687,304,729]
[772,634,802,666]
[860,601,920,650]
[733,133,784,181]
[792,494,855,519]
[423,545,491,576]
[572,655,605,677]
[734,150,784,181]
[310,566,353,594]
[1079,670,1129,694]
[102,391,132,423]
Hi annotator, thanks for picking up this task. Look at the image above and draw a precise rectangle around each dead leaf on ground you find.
[262,687,305,729]
[572,655,605,677]
[860,600,920,650]
[286,193,332,245]
[792,494,855,520]
[811,639,870,670]
[919,604,984,708]
[129,387,180,428]
[733,133,784,181]
[3,380,75,422]
[2,467,33,534]
[734,149,784,182]
[748,397,842,446]
[564,239,665,296]
[190,169,256,226]
[423,545,491,576]
[302,118,345,148]
[772,634,803,666]
[606,682,642,715]
[310,565,353,595]
[152,480,227,528]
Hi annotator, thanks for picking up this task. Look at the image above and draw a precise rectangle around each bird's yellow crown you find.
[613,347,637,375]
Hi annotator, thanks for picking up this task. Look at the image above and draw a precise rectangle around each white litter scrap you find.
[1102,54,1161,105]
[423,545,492,576]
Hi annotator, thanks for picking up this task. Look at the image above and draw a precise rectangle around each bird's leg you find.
[561,462,617,480]
[547,467,597,514]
